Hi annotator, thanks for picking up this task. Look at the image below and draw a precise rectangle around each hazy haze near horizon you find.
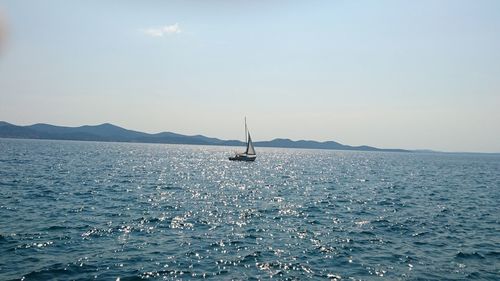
[0,0,499,152]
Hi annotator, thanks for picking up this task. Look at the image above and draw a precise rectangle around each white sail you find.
[245,132,256,155]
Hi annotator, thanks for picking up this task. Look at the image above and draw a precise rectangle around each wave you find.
[13,263,98,281]
[455,251,485,260]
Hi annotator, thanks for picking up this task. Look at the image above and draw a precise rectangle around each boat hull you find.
[229,155,256,161]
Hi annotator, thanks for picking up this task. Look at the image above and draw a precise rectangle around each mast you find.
[244,117,248,145]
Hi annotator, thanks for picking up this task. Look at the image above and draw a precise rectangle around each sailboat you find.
[229,118,256,161]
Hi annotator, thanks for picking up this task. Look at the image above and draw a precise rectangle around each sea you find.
[0,138,499,280]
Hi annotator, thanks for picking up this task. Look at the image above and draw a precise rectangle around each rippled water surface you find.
[0,139,499,280]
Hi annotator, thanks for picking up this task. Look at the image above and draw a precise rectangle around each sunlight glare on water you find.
[0,139,499,280]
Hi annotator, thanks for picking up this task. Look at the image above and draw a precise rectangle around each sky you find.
[0,0,499,152]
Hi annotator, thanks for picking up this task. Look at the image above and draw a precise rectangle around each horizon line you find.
[1,120,498,154]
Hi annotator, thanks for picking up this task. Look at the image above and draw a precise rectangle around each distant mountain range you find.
[0,121,409,152]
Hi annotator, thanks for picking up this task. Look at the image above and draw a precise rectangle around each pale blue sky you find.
[0,0,499,152]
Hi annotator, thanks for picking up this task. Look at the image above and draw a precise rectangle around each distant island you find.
[0,121,409,152]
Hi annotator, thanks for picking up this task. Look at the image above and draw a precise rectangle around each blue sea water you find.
[0,138,499,280]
